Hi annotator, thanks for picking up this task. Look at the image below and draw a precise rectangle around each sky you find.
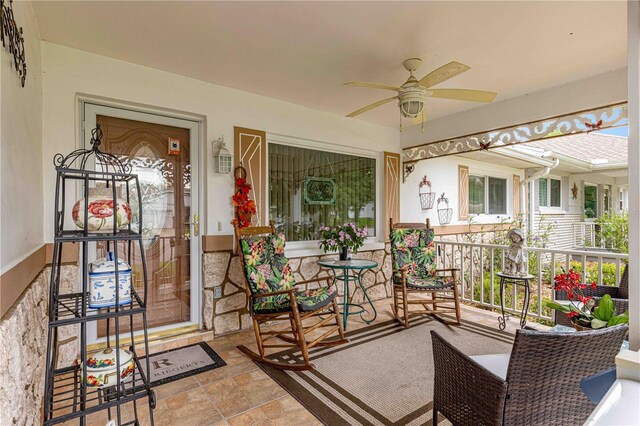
[595,126,628,137]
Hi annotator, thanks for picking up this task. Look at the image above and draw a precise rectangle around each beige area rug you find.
[258,317,514,426]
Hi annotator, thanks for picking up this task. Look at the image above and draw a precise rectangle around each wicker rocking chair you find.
[389,218,461,327]
[234,221,348,370]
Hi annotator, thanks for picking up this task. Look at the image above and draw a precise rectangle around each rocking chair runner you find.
[234,221,348,370]
[389,218,461,327]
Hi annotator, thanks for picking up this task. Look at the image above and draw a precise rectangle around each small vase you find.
[339,247,349,261]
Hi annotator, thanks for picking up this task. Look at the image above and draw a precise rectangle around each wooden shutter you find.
[234,127,267,225]
[384,152,401,241]
[513,174,521,216]
[458,165,469,220]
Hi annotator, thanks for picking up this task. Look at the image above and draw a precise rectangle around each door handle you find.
[185,214,199,238]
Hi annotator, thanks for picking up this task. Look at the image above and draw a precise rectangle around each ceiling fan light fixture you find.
[398,87,425,118]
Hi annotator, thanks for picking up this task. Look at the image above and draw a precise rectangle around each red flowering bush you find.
[231,177,256,228]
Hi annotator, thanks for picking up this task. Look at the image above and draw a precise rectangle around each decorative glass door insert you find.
[95,115,192,336]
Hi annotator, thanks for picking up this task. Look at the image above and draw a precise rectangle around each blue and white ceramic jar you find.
[89,252,132,309]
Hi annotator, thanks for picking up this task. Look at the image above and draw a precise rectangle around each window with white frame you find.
[538,177,562,208]
[468,175,507,215]
[268,143,376,242]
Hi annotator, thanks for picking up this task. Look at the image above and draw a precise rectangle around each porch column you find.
[628,0,640,351]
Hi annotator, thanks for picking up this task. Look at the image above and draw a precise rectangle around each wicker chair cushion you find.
[253,286,337,314]
[389,228,437,277]
[392,273,454,290]
[469,353,510,380]
[240,233,296,311]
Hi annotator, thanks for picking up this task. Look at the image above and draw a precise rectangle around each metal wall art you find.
[403,103,628,164]
[1,0,27,87]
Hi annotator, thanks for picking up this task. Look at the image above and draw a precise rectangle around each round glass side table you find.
[316,259,378,331]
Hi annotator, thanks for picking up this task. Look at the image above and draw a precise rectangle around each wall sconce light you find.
[213,135,233,174]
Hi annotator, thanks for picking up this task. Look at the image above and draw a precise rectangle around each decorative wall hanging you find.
[571,183,579,200]
[304,177,336,205]
[231,164,257,228]
[1,0,26,87]
[437,193,453,225]
[168,137,181,155]
[302,150,337,205]
[418,175,435,210]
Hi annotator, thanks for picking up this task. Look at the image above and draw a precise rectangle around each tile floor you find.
[69,299,548,426]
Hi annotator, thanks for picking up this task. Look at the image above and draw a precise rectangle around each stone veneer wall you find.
[0,265,78,425]
[202,245,393,335]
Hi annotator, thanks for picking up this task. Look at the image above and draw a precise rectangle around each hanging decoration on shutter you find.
[1,0,27,87]
[231,164,256,228]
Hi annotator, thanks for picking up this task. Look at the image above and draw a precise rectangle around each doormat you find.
[139,342,226,387]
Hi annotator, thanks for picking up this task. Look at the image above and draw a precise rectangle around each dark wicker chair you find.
[389,218,460,327]
[431,325,628,426]
[554,266,628,326]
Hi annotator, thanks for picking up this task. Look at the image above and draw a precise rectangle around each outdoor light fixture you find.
[398,87,425,118]
[213,135,233,174]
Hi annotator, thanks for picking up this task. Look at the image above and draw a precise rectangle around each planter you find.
[570,318,593,332]
[418,176,435,210]
[437,193,453,225]
[83,347,135,388]
[89,252,132,309]
[72,195,132,232]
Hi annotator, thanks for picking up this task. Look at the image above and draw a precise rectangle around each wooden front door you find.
[96,115,192,336]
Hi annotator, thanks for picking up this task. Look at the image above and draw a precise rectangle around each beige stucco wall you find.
[1,1,44,273]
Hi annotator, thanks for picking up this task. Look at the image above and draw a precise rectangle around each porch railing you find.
[435,239,628,321]
[573,222,597,248]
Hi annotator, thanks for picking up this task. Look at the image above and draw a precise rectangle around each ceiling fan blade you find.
[346,96,398,117]
[412,110,428,125]
[417,61,470,89]
[426,88,497,103]
[344,82,401,92]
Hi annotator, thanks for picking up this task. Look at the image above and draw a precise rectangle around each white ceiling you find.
[32,1,627,129]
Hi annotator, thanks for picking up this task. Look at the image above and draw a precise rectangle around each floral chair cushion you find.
[390,227,437,278]
[392,273,454,290]
[253,286,337,314]
[240,233,336,314]
[240,234,295,312]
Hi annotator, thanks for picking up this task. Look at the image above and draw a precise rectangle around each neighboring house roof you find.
[526,132,627,165]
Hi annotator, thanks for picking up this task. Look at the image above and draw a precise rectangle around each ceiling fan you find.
[344,58,497,132]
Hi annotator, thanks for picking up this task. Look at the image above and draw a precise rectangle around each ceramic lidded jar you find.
[83,347,135,388]
[89,252,132,309]
[72,195,132,233]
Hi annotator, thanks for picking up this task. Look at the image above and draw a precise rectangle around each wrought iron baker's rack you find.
[43,125,156,425]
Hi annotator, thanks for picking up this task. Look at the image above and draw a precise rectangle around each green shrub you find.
[596,211,629,253]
